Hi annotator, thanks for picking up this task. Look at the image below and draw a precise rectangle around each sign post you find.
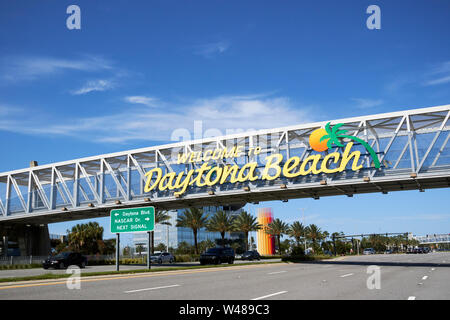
[116,233,120,271]
[147,231,151,269]
[110,206,156,271]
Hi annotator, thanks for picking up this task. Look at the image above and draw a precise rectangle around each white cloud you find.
[385,61,450,92]
[424,75,450,86]
[423,61,450,86]
[193,41,230,58]
[351,98,383,109]
[0,93,315,144]
[1,55,113,82]
[124,96,158,107]
[71,79,115,95]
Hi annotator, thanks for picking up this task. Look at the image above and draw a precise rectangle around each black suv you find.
[43,252,87,269]
[200,247,235,265]
[241,250,261,261]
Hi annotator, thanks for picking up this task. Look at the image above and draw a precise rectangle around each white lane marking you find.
[408,296,416,300]
[251,291,288,300]
[267,271,287,275]
[422,276,428,280]
[124,284,180,293]
[340,273,354,278]
[431,268,435,271]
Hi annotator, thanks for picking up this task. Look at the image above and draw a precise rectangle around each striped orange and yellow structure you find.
[257,208,275,255]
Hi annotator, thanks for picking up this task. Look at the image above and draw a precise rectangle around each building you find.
[133,205,245,251]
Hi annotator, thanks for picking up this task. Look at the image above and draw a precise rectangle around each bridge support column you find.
[1,224,51,256]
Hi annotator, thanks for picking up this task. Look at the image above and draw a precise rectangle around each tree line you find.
[175,208,422,255]
[55,208,422,256]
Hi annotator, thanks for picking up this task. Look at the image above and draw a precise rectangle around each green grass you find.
[0,260,283,284]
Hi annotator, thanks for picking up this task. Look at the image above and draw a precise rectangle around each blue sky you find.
[1,1,449,245]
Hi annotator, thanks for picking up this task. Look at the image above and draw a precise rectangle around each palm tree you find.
[151,210,172,254]
[67,222,104,254]
[176,207,209,254]
[86,222,103,253]
[136,244,144,256]
[68,224,80,252]
[288,221,306,246]
[206,210,236,246]
[307,224,322,252]
[320,122,380,168]
[233,211,262,251]
[265,218,289,254]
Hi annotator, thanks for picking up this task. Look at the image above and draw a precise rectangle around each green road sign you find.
[110,206,155,233]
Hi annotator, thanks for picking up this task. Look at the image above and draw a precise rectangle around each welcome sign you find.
[144,122,380,197]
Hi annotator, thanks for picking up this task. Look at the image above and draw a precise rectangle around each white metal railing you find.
[0,255,48,265]
[0,254,138,266]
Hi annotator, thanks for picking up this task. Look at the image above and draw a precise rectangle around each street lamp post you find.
[301,208,307,251]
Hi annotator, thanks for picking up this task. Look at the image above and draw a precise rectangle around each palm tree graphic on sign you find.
[310,122,381,169]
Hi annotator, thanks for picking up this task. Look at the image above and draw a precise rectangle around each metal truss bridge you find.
[1,104,449,225]
[414,234,450,245]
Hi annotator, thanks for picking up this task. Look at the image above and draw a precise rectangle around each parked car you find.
[200,247,235,265]
[384,249,393,254]
[363,248,376,255]
[150,252,175,264]
[415,247,430,254]
[241,250,261,261]
[42,252,87,269]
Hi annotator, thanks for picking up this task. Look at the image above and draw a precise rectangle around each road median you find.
[0,260,283,286]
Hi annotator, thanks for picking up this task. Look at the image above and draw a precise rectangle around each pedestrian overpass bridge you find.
[415,234,450,245]
[1,104,449,227]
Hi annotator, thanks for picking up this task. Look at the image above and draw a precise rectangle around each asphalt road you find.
[0,252,449,300]
[0,259,279,278]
